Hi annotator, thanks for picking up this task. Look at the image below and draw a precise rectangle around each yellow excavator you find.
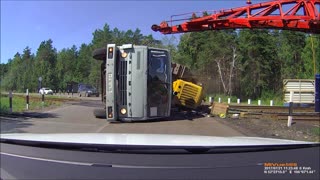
[171,63,203,110]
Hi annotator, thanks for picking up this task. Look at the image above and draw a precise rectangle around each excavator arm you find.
[152,0,320,34]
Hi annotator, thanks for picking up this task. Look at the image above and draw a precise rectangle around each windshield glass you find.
[1,1,319,179]
[147,50,170,117]
[79,84,95,90]
[85,85,94,90]
[0,0,319,154]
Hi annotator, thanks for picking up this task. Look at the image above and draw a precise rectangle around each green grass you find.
[0,94,62,113]
[311,127,320,136]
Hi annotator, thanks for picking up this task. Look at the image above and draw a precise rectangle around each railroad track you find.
[228,104,315,113]
[211,103,319,121]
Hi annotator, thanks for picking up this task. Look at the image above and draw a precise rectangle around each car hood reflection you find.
[0,133,316,147]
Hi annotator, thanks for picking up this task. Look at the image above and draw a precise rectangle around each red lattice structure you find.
[152,0,320,34]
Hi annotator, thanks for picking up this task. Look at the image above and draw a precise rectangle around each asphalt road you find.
[2,142,319,180]
[0,98,244,136]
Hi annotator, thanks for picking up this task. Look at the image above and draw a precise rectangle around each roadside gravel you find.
[217,117,320,142]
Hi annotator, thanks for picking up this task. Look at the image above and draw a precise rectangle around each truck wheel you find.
[94,108,106,118]
[92,48,106,60]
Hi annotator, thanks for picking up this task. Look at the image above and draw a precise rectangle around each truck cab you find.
[93,44,172,122]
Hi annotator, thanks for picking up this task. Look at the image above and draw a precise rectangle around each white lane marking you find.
[95,123,110,133]
[0,152,263,169]
[1,152,207,169]
[0,152,92,166]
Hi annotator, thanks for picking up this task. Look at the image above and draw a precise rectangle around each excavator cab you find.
[171,63,204,110]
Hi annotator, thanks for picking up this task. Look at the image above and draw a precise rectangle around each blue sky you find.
[1,0,248,64]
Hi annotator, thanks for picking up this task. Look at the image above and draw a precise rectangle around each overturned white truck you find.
[93,44,172,122]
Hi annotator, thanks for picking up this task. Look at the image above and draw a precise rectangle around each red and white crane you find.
[151,0,320,34]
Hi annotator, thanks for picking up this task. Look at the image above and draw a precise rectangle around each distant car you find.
[39,88,53,95]
[78,84,99,97]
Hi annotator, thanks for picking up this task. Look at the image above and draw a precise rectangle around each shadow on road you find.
[92,103,211,124]
[130,105,211,124]
[148,111,206,123]
[0,112,59,119]
[0,112,59,134]
[67,100,104,108]
[1,117,32,133]
[109,111,207,124]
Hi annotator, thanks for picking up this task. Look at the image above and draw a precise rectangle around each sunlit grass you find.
[0,94,62,113]
[311,127,320,136]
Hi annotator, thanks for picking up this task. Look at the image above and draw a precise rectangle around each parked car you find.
[39,88,53,95]
[78,84,99,97]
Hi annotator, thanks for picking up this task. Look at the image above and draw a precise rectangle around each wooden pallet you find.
[211,103,229,116]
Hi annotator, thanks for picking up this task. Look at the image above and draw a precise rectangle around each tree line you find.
[1,23,319,100]
[170,30,319,99]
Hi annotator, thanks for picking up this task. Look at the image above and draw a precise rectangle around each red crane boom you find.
[151,0,320,34]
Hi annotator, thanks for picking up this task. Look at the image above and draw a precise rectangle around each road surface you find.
[0,98,244,136]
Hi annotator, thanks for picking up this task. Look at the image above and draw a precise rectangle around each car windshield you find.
[86,85,95,90]
[0,0,319,179]
[80,85,94,90]
[1,0,319,143]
